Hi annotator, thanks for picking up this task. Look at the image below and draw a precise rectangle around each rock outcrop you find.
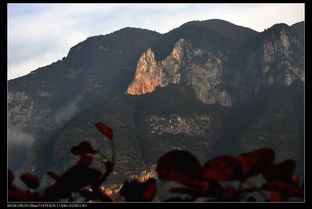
[7,20,304,199]
[126,24,303,107]
[147,114,210,136]
[127,39,185,95]
[127,38,233,106]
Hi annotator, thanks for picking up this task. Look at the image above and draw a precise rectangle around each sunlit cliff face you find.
[126,48,164,95]
[126,27,304,107]
[126,39,185,95]
[126,38,233,107]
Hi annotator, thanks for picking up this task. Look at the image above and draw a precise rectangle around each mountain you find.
[8,27,161,172]
[127,22,303,106]
[291,21,304,44]
[185,19,258,41]
[7,19,304,199]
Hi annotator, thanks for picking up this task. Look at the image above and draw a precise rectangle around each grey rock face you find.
[8,90,50,132]
[183,48,232,106]
[7,21,304,197]
[7,88,84,176]
[127,25,304,107]
[147,114,210,136]
[126,39,233,106]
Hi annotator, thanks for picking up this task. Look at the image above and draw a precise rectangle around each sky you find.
[7,3,305,80]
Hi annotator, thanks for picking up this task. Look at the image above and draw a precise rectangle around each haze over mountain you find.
[7,19,304,198]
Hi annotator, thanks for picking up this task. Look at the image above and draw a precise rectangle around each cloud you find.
[205,3,304,32]
[8,52,62,80]
[8,3,304,80]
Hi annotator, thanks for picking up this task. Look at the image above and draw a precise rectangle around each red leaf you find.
[8,170,15,185]
[54,167,102,192]
[262,180,304,198]
[79,189,94,199]
[142,178,157,201]
[20,173,40,189]
[169,184,224,199]
[237,148,275,179]
[163,197,194,202]
[247,196,256,202]
[267,191,282,202]
[46,171,60,181]
[170,187,205,197]
[120,178,157,201]
[95,122,113,139]
[71,141,97,156]
[262,159,296,184]
[202,155,243,181]
[156,150,205,187]
[170,181,224,199]
[99,192,116,202]
[292,175,299,187]
[8,185,34,201]
[80,189,116,202]
[44,185,71,200]
[75,155,93,168]
[222,186,239,201]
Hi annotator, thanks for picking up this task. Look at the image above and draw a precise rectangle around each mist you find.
[7,121,37,190]
[7,122,36,168]
[8,94,82,170]
[53,95,82,124]
[8,95,84,190]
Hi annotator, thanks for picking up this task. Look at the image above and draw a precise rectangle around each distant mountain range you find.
[8,19,304,199]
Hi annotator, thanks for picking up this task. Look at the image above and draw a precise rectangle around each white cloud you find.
[8,3,304,80]
[8,52,62,80]
[206,3,304,32]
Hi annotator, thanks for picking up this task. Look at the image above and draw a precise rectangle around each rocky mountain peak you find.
[8,20,304,191]
[126,22,303,107]
[258,24,304,87]
[126,39,187,95]
[187,19,259,41]
[291,21,304,44]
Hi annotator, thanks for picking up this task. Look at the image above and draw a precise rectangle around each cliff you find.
[7,20,304,199]
[126,24,303,108]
